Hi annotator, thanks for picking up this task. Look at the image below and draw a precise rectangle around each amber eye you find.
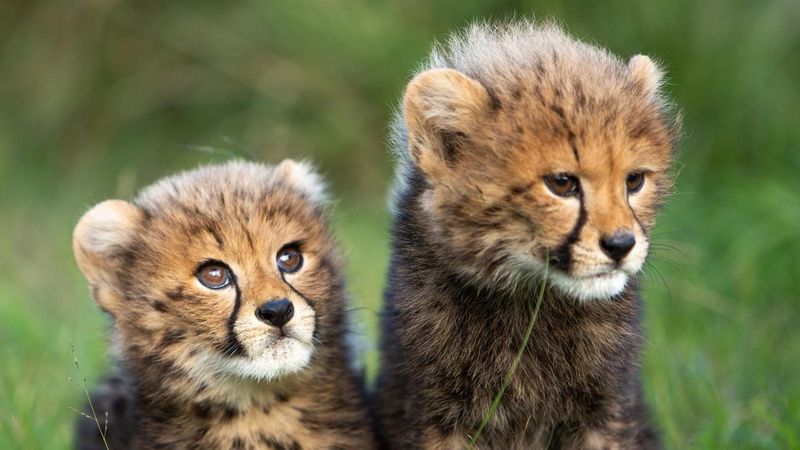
[544,174,579,197]
[277,246,303,273]
[626,172,645,194]
[196,262,232,289]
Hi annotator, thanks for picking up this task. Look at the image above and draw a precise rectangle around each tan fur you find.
[378,21,679,449]
[398,20,676,297]
[74,160,376,449]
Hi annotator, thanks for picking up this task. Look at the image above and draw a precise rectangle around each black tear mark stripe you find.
[551,189,587,271]
[628,202,645,231]
[279,273,316,310]
[279,272,319,342]
[223,282,245,357]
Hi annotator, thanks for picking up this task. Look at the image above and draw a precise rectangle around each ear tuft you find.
[274,159,328,204]
[403,68,490,178]
[628,55,663,99]
[73,200,144,285]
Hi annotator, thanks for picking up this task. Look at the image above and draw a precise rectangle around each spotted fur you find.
[73,160,377,449]
[377,21,679,449]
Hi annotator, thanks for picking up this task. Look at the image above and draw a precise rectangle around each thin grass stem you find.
[466,258,548,449]
[70,342,110,450]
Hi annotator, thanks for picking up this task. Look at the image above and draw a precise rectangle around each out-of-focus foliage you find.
[0,1,797,448]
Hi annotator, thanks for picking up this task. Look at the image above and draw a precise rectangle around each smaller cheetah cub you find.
[73,160,377,449]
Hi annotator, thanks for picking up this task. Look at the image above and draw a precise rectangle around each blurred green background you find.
[1,0,798,448]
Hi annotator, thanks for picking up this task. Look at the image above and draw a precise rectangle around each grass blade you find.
[467,258,548,448]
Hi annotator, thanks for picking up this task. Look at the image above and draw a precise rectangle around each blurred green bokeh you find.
[1,1,798,448]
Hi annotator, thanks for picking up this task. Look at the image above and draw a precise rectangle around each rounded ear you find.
[274,159,328,204]
[628,55,664,100]
[73,200,144,311]
[403,68,491,180]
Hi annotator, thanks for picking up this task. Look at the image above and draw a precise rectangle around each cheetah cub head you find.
[73,160,343,383]
[400,24,678,301]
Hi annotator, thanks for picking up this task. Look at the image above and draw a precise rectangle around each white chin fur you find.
[198,339,313,381]
[547,270,629,302]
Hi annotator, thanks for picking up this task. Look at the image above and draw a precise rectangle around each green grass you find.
[0,0,798,448]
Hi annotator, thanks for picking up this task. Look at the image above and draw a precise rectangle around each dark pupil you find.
[280,251,298,268]
[555,177,568,186]
[204,266,224,283]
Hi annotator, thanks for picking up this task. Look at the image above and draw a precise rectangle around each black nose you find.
[255,299,294,328]
[600,231,636,262]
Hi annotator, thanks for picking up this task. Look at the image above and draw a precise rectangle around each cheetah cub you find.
[377,22,679,449]
[73,160,377,449]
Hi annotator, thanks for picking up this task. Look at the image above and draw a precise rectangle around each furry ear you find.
[73,200,144,313]
[403,68,491,179]
[628,55,663,100]
[274,159,328,204]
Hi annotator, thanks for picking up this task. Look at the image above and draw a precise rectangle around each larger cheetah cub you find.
[73,160,376,449]
[377,21,679,449]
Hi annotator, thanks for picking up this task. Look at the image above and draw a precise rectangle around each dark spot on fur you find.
[550,104,566,120]
[628,120,653,140]
[231,437,245,449]
[485,87,502,111]
[221,407,240,422]
[438,130,468,165]
[482,204,502,215]
[259,434,292,450]
[573,81,586,108]
[509,181,535,196]
[243,228,255,251]
[159,329,186,347]
[193,401,213,419]
[165,286,188,302]
[206,225,224,249]
[152,301,168,312]
[567,130,581,163]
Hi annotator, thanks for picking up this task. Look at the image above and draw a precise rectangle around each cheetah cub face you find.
[402,50,676,301]
[74,160,341,383]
